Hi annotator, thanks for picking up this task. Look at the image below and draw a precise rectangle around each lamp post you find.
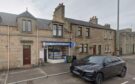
[116,0,120,56]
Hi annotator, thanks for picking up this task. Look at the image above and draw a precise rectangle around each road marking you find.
[8,71,69,84]
[132,77,135,80]
[47,71,69,77]
[121,81,129,84]
[37,68,47,75]
[9,68,38,75]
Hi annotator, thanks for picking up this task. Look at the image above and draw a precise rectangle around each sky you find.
[0,0,134,30]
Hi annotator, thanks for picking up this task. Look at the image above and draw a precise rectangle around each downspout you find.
[5,25,10,84]
[37,27,39,65]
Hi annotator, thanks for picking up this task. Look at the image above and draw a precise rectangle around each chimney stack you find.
[53,3,65,22]
[104,24,111,28]
[89,16,98,24]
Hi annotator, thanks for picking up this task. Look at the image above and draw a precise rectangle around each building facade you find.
[0,3,116,70]
[119,28,135,55]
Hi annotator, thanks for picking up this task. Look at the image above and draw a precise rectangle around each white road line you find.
[9,68,38,75]
[47,71,69,77]
[37,68,47,75]
[121,81,129,84]
[132,77,135,80]
[8,71,69,84]
[8,75,48,84]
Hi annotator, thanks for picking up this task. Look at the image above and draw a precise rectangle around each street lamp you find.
[116,0,120,56]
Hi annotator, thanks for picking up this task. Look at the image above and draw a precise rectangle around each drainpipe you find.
[5,25,10,84]
[37,27,39,65]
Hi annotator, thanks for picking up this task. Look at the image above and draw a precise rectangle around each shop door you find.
[23,45,31,65]
[44,49,47,62]
[93,45,96,55]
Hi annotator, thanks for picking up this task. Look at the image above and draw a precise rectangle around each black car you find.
[70,56,127,84]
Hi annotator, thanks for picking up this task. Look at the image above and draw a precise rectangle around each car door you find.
[102,57,116,78]
[111,57,122,75]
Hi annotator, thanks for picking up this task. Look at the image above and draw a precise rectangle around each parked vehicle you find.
[70,56,127,84]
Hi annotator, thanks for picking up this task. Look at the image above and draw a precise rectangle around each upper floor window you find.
[77,27,82,36]
[53,24,63,37]
[86,28,90,37]
[22,20,32,32]
[104,30,107,39]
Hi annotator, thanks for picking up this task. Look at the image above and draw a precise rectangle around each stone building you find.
[119,28,135,55]
[0,3,116,70]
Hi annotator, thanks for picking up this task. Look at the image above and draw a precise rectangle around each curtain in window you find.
[53,25,57,36]
[22,20,26,31]
[58,25,62,36]
[28,21,32,32]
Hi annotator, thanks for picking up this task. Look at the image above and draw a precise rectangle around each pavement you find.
[0,55,135,84]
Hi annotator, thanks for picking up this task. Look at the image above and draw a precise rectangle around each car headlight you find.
[84,70,95,73]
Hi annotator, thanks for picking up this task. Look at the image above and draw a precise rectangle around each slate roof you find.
[0,11,114,30]
[18,11,36,19]
[0,12,17,26]
[37,18,51,29]
[0,12,51,29]
[65,18,115,30]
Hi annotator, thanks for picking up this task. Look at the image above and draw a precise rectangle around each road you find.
[0,55,135,84]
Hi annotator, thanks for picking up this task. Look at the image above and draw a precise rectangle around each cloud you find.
[0,0,134,30]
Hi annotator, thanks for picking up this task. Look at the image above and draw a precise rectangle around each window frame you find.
[22,20,32,32]
[53,24,63,37]
[83,44,88,53]
[77,27,82,36]
[86,28,90,38]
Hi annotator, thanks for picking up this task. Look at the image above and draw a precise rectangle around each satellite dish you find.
[0,16,2,23]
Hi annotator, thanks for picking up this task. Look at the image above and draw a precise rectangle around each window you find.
[53,24,57,36]
[79,44,83,53]
[22,20,32,32]
[109,31,112,40]
[53,24,63,37]
[104,30,107,39]
[86,28,90,37]
[79,44,88,53]
[77,27,82,36]
[84,44,88,53]
[58,25,63,36]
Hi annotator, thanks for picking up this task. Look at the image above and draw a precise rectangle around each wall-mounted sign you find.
[42,41,76,48]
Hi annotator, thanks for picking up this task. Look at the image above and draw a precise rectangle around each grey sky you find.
[0,0,134,30]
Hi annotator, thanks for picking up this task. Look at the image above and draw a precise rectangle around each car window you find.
[104,57,120,64]
[104,57,112,64]
[87,56,104,64]
[111,57,120,62]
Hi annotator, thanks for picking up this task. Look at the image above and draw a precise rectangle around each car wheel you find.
[94,73,103,84]
[119,67,126,77]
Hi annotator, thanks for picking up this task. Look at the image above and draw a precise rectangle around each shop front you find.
[42,41,71,63]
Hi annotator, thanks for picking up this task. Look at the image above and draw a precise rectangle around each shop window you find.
[53,24,63,37]
[22,20,32,32]
[48,46,67,59]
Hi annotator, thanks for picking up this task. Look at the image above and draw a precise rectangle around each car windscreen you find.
[81,56,104,65]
